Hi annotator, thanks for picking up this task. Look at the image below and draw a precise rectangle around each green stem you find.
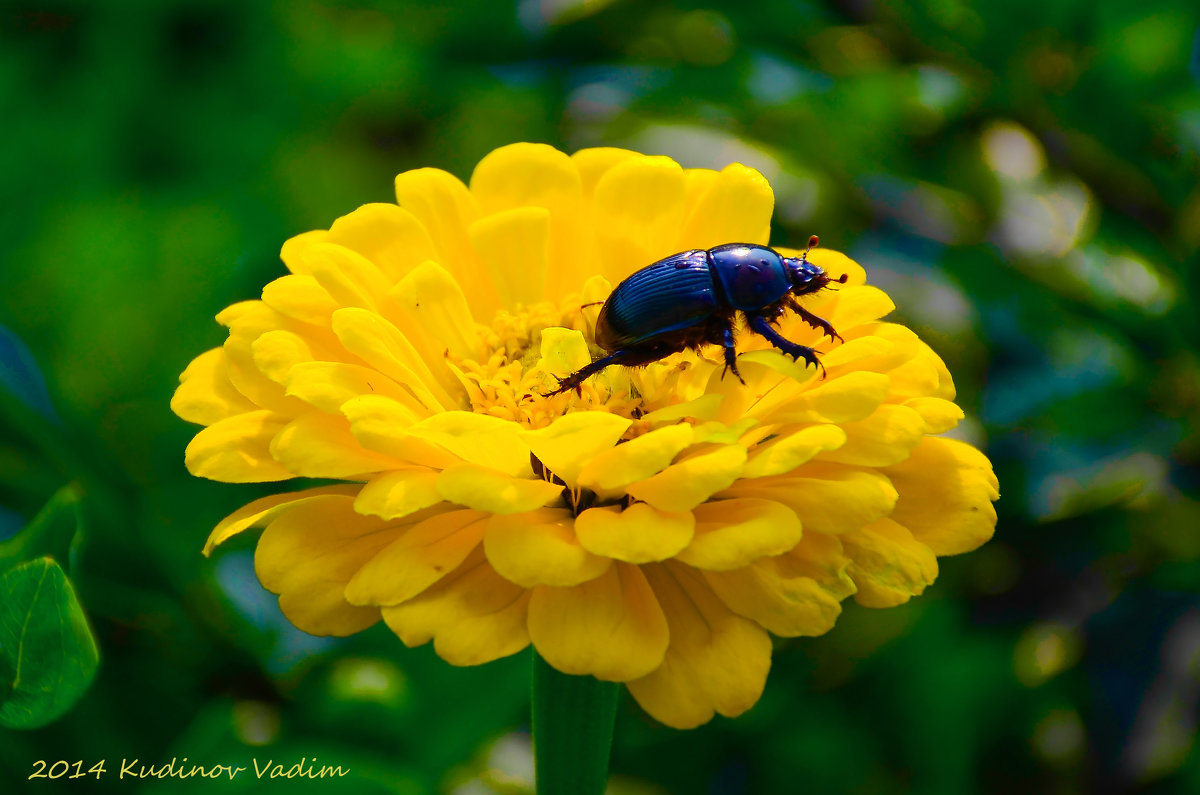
[531,651,620,795]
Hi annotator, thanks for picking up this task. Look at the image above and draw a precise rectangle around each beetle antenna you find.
[806,234,819,253]
[824,272,849,292]
[579,300,604,309]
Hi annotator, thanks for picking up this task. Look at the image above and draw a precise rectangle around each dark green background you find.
[2,1,1199,792]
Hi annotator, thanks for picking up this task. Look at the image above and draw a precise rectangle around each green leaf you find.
[0,484,84,572]
[0,557,100,729]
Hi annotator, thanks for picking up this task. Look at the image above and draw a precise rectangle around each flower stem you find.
[531,651,620,795]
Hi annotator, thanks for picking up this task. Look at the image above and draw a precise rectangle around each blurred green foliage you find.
[0,556,99,731]
[2,0,1199,792]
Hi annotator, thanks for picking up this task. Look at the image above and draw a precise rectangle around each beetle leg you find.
[747,314,826,377]
[786,298,844,343]
[544,351,624,397]
[720,326,745,384]
[544,347,673,397]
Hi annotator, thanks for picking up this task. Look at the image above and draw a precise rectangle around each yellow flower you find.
[173,143,999,729]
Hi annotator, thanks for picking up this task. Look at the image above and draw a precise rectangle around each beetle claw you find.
[720,360,747,385]
[787,346,825,374]
[790,302,844,344]
[542,374,581,398]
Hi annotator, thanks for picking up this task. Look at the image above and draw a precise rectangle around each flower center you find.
[450,299,647,430]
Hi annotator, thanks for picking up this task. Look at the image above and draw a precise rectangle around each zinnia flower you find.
[173,143,999,729]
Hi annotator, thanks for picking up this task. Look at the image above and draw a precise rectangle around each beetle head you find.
[784,238,848,297]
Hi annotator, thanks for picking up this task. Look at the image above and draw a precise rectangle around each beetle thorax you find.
[708,244,792,311]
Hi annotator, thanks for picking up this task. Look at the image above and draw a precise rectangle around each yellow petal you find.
[260,274,338,326]
[468,207,550,308]
[578,274,612,340]
[820,335,896,369]
[436,463,564,514]
[484,508,612,588]
[702,560,844,637]
[722,462,898,536]
[472,143,589,301]
[251,330,313,385]
[255,494,395,635]
[842,518,938,607]
[519,411,632,489]
[577,424,694,497]
[575,503,695,563]
[651,350,716,400]
[835,323,921,377]
[925,340,957,400]
[691,417,759,445]
[393,167,479,269]
[406,411,530,477]
[678,163,774,250]
[904,396,964,434]
[331,307,451,412]
[327,202,439,282]
[219,307,309,415]
[625,445,748,513]
[389,260,482,361]
[775,529,857,602]
[172,348,256,426]
[276,593,378,638]
[886,348,944,400]
[184,409,293,482]
[279,229,329,275]
[214,299,266,331]
[592,155,687,283]
[471,143,580,214]
[817,403,926,467]
[382,548,531,665]
[742,424,847,478]
[291,242,392,312]
[571,147,641,196]
[220,295,342,355]
[626,563,772,728]
[828,285,897,330]
[711,365,803,431]
[763,370,891,425]
[344,509,488,606]
[354,468,444,520]
[341,395,460,469]
[642,393,724,424]
[722,366,797,423]
[675,498,802,570]
[528,562,669,681]
[682,168,719,218]
[203,484,361,555]
[285,361,426,415]
[772,528,859,605]
[537,326,592,381]
[732,350,823,395]
[883,437,999,555]
[270,412,402,478]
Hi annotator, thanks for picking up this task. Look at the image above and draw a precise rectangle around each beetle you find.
[547,236,848,396]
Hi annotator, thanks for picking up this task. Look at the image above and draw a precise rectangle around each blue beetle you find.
[548,236,848,396]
